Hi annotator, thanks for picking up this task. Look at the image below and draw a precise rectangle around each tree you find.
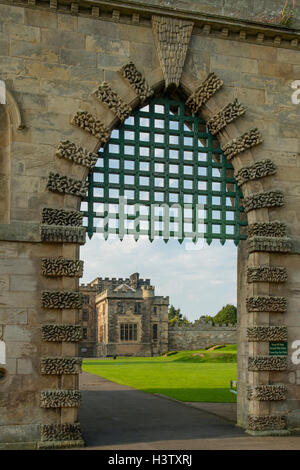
[168,305,189,325]
[213,304,237,325]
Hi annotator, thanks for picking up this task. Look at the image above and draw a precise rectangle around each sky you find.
[80,234,237,322]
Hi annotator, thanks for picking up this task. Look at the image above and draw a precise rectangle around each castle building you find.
[79,273,169,357]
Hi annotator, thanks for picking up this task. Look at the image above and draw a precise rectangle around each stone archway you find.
[0,2,298,448]
[39,24,291,446]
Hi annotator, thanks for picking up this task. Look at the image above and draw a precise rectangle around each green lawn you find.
[82,345,237,403]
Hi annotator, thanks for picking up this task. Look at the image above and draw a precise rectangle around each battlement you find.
[169,323,237,330]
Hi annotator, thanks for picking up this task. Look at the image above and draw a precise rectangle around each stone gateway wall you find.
[168,324,237,351]
[1,0,300,448]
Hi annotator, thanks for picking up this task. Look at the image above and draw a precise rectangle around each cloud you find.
[80,235,238,321]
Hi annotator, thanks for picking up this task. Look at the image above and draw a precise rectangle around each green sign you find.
[269,342,288,356]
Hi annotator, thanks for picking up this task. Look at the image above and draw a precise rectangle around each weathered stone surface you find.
[56,140,98,168]
[40,390,81,408]
[41,257,83,277]
[207,98,246,135]
[42,208,83,227]
[246,295,287,312]
[41,291,83,309]
[247,222,287,238]
[93,82,132,122]
[248,385,287,401]
[168,323,237,350]
[47,172,88,198]
[247,266,288,283]
[40,225,86,244]
[247,236,292,253]
[40,423,82,441]
[248,356,288,371]
[248,415,286,431]
[41,324,83,342]
[186,72,223,113]
[152,16,193,89]
[71,111,111,145]
[243,190,284,213]
[247,326,288,342]
[221,128,263,160]
[235,160,277,186]
[40,357,82,375]
[120,62,153,102]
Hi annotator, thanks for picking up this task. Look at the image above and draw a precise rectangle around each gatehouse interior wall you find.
[0,0,300,447]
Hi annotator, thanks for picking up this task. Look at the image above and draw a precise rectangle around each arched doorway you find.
[78,93,246,433]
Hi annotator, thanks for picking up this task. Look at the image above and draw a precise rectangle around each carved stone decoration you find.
[207,99,247,135]
[221,128,263,160]
[243,190,284,213]
[56,140,98,168]
[41,257,83,277]
[41,324,83,342]
[93,82,132,122]
[42,208,83,227]
[246,295,287,313]
[247,326,288,342]
[235,160,277,186]
[40,225,86,244]
[247,236,292,253]
[186,72,223,113]
[248,415,286,431]
[41,291,83,309]
[152,15,194,90]
[247,266,288,283]
[4,89,25,130]
[40,357,82,375]
[40,423,83,441]
[40,390,82,408]
[71,111,111,145]
[248,385,287,401]
[248,356,288,371]
[47,172,88,198]
[247,222,287,238]
[120,62,154,102]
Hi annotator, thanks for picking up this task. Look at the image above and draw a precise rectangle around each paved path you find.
[78,372,300,450]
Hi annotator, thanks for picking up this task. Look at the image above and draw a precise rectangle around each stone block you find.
[58,14,78,32]
[42,30,85,49]
[24,61,70,80]
[4,325,33,342]
[17,358,34,374]
[24,9,58,29]
[86,35,130,56]
[211,54,259,74]
[60,49,97,68]
[4,23,40,43]
[0,4,24,25]
[78,17,119,39]
[11,41,59,63]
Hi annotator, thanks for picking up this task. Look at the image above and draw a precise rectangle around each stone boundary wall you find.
[168,324,237,351]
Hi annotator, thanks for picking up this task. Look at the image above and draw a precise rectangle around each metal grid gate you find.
[81,97,246,244]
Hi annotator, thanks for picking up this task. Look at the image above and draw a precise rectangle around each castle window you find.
[82,309,88,321]
[134,303,141,314]
[83,295,90,305]
[117,302,124,314]
[120,323,137,341]
[153,306,157,313]
[152,324,158,341]
[83,328,88,339]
